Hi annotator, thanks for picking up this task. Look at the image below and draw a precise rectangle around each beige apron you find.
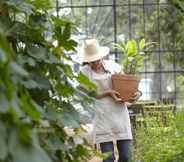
[90,70,133,144]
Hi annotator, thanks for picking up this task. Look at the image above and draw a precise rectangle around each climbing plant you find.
[0,0,96,162]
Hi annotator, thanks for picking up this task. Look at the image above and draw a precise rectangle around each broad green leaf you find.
[58,102,81,128]
[30,74,51,89]
[30,0,52,10]
[10,62,28,76]
[21,95,41,121]
[21,79,40,89]
[139,39,145,50]
[0,16,12,36]
[0,93,9,113]
[59,39,77,51]
[59,112,81,128]
[28,57,36,66]
[63,23,71,40]
[0,33,13,60]
[52,17,69,26]
[44,106,59,121]
[136,55,145,62]
[60,64,74,79]
[27,46,47,61]
[8,129,52,162]
[18,124,32,145]
[0,48,8,64]
[5,0,34,15]
[17,55,36,67]
[76,72,96,90]
[10,94,25,117]
[44,136,66,151]
[127,40,137,56]
[56,82,74,97]
[48,54,60,64]
[66,39,78,51]
[113,42,126,53]
[9,22,45,45]
[28,13,47,28]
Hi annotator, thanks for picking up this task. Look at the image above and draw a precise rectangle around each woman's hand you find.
[106,89,124,103]
[129,91,142,103]
[96,89,124,103]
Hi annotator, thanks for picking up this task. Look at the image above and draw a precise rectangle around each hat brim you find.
[78,46,110,63]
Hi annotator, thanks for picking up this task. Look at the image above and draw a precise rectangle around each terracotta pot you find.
[111,74,141,102]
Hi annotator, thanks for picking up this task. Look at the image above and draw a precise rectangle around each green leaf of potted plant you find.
[112,39,155,102]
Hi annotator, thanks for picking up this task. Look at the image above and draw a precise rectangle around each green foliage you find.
[170,0,184,12]
[134,109,184,162]
[113,39,155,74]
[0,0,97,162]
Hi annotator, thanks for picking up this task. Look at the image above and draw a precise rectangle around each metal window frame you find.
[56,0,184,108]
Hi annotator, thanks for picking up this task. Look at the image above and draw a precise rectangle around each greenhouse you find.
[0,0,183,162]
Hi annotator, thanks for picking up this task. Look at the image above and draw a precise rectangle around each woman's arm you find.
[96,91,109,99]
[96,89,123,103]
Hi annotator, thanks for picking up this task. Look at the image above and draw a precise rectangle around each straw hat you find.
[78,39,110,63]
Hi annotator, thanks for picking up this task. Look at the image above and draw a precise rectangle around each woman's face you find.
[89,59,103,70]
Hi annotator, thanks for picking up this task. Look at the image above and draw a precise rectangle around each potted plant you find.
[112,39,155,102]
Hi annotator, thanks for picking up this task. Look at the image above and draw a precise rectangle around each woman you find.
[78,39,141,162]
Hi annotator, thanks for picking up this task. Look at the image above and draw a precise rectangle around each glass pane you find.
[86,7,114,46]
[159,4,175,50]
[131,0,143,4]
[160,52,174,71]
[151,73,162,100]
[144,0,169,4]
[141,52,160,72]
[130,6,144,39]
[58,0,113,7]
[161,73,175,100]
[175,53,184,70]
[58,0,85,6]
[116,0,143,5]
[58,6,114,48]
[116,0,168,5]
[144,4,159,50]
[116,6,129,40]
[88,0,113,5]
[116,0,128,5]
[58,7,87,36]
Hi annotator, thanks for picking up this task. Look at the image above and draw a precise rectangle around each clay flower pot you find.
[112,74,141,102]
